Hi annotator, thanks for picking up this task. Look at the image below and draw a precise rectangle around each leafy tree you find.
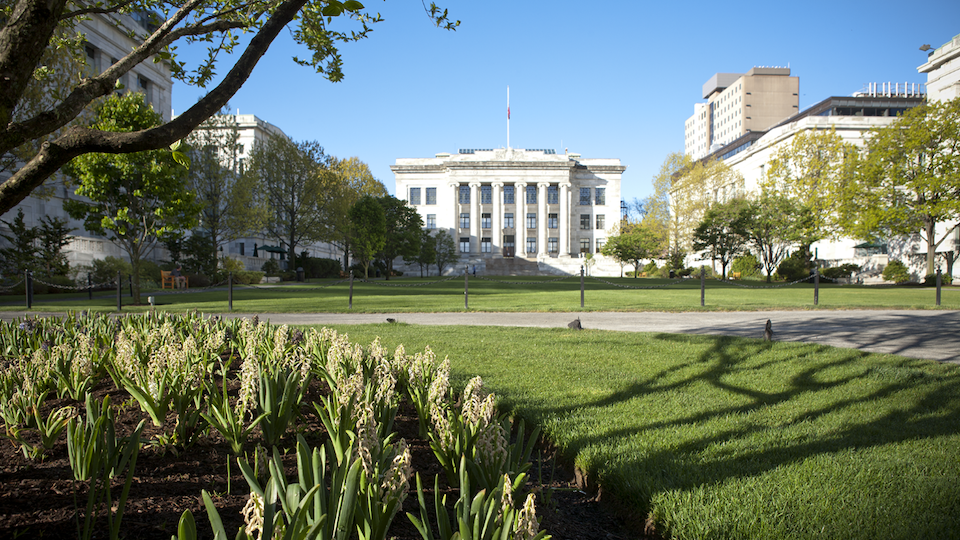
[882,260,911,284]
[601,221,662,278]
[63,92,200,304]
[762,127,855,248]
[0,208,39,276]
[348,195,386,278]
[731,252,761,279]
[376,195,423,280]
[0,0,458,215]
[841,98,960,276]
[247,135,334,267]
[412,229,437,277]
[37,215,74,276]
[326,156,388,270]
[185,112,263,263]
[744,192,802,282]
[431,229,458,277]
[692,198,751,280]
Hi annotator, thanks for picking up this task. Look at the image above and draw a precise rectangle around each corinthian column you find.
[470,182,480,253]
[492,182,503,256]
[559,182,570,257]
[515,182,526,257]
[537,182,548,257]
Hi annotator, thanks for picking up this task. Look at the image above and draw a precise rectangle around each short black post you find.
[580,266,585,308]
[814,266,820,306]
[700,267,705,307]
[88,273,93,300]
[464,267,469,310]
[128,274,133,298]
[228,272,233,312]
[116,271,122,312]
[348,273,354,309]
[25,270,32,309]
[936,268,942,306]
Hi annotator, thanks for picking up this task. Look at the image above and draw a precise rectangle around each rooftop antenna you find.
[506,86,510,149]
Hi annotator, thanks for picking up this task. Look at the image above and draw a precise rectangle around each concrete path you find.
[4,309,958,363]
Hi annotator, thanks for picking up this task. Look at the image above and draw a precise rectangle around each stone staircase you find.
[484,257,541,276]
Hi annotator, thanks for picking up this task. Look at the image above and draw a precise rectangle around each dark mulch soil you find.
[0,377,655,539]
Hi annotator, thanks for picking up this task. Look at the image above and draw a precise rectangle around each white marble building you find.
[392,148,625,275]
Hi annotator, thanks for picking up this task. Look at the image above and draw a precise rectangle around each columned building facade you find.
[392,148,624,267]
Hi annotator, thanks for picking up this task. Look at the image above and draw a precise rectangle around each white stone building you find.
[392,148,625,275]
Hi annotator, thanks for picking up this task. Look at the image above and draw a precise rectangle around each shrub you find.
[261,258,281,275]
[777,250,811,282]
[923,272,953,286]
[822,263,861,280]
[36,275,77,294]
[220,256,245,273]
[187,273,211,287]
[731,253,761,278]
[89,256,132,286]
[232,271,264,285]
[298,257,341,278]
[882,260,911,284]
[642,260,659,274]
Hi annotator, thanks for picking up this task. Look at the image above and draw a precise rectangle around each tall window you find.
[504,213,514,229]
[595,239,605,253]
[459,213,470,229]
[239,242,245,256]
[595,187,606,206]
[579,187,591,206]
[409,187,421,205]
[580,239,590,253]
[526,186,537,204]
[460,238,470,253]
[481,237,491,253]
[526,237,536,254]
[426,187,437,205]
[547,185,559,204]
[426,214,436,229]
[548,237,558,253]
[596,214,605,230]
[548,213,558,229]
[481,213,492,229]
[481,186,492,204]
[526,213,537,230]
[580,214,591,230]
[459,186,470,204]
[504,186,515,205]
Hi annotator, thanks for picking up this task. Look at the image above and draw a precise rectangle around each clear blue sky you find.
[171,1,960,205]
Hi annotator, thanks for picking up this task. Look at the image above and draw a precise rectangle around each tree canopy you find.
[692,198,751,280]
[376,195,423,280]
[0,0,457,216]
[841,98,960,275]
[348,194,386,278]
[601,220,663,278]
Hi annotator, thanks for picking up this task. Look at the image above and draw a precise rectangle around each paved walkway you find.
[3,309,958,363]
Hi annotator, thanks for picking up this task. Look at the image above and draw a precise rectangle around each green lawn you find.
[318,323,960,540]
[2,276,957,312]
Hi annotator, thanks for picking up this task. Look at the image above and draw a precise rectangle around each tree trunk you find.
[925,219,937,277]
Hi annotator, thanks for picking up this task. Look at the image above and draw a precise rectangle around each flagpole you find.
[507,86,510,149]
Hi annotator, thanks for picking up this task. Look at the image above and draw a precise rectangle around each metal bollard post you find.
[228,272,233,312]
[128,274,133,298]
[700,267,705,307]
[580,266,585,308]
[936,268,942,307]
[464,268,469,310]
[814,267,820,306]
[116,271,122,312]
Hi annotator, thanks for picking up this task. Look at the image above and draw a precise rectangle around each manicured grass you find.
[2,276,958,312]
[319,323,960,540]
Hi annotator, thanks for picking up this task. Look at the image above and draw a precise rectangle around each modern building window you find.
[595,187,606,206]
[548,213,558,229]
[580,214,591,230]
[504,213,514,229]
[595,239,605,253]
[526,186,537,204]
[548,237,558,253]
[481,186,492,204]
[481,213,492,229]
[526,213,537,230]
[426,187,437,205]
[580,239,590,253]
[547,185,559,204]
[460,238,470,253]
[409,187,421,205]
[481,237,491,253]
[504,186,515,205]
[596,214,605,230]
[426,214,436,229]
[580,187,591,206]
[526,237,537,254]
[459,213,470,229]
[459,186,470,204]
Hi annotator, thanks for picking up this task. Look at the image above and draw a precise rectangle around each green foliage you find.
[745,192,802,282]
[298,256,342,278]
[261,258,282,275]
[430,229,458,276]
[923,272,953,286]
[181,233,217,277]
[821,263,861,280]
[731,253,761,278]
[349,195,387,278]
[602,221,664,278]
[642,260,659,274]
[88,256,132,285]
[0,208,39,276]
[882,260,912,284]
[776,249,812,282]
[692,198,752,279]
[377,195,424,280]
[36,215,74,276]
[63,93,201,304]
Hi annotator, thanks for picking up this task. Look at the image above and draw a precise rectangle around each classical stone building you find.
[392,148,625,275]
